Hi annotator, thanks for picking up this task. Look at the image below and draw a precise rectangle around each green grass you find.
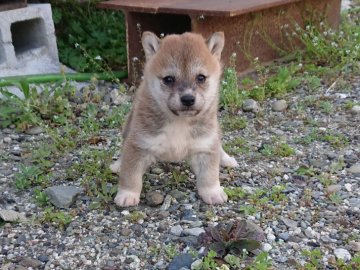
[223,137,250,156]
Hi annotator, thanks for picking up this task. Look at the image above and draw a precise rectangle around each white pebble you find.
[121,210,130,216]
[344,183,352,192]
[261,243,272,252]
[267,233,276,242]
[334,248,352,262]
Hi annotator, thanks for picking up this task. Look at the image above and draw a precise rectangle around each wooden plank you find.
[98,0,301,17]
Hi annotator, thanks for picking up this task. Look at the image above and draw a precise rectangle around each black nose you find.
[180,94,195,107]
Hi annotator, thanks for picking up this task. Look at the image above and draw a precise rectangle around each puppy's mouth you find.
[171,109,199,117]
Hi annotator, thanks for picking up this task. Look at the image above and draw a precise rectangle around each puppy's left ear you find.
[206,32,225,60]
[142,31,161,61]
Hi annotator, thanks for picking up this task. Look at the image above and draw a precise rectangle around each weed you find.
[247,252,272,270]
[317,173,335,187]
[220,54,247,112]
[14,165,48,190]
[164,244,179,260]
[89,182,118,210]
[296,166,316,177]
[259,142,295,157]
[221,114,247,132]
[102,102,131,129]
[319,101,333,114]
[265,65,300,97]
[328,192,342,205]
[126,211,145,223]
[171,170,188,188]
[223,137,250,156]
[224,187,247,201]
[199,250,218,270]
[239,205,257,216]
[33,189,50,207]
[40,207,72,230]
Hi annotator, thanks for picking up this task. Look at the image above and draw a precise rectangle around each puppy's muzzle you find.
[180,94,195,107]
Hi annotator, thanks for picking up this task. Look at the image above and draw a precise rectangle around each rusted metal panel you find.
[98,0,341,83]
[0,0,27,12]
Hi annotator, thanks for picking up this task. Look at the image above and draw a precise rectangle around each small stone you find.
[272,100,288,111]
[191,259,203,270]
[170,225,183,236]
[242,99,260,113]
[146,191,164,206]
[160,194,172,211]
[168,254,194,270]
[19,257,42,268]
[261,243,272,252]
[110,89,130,105]
[280,217,298,229]
[304,227,315,238]
[267,233,276,242]
[121,228,132,236]
[3,137,12,143]
[0,210,27,222]
[170,190,187,201]
[182,227,205,237]
[151,167,164,174]
[334,248,351,262]
[45,186,83,208]
[37,255,49,263]
[344,183,352,192]
[25,126,44,135]
[351,105,360,114]
[349,241,360,252]
[348,164,360,175]
[326,185,341,194]
[278,232,290,241]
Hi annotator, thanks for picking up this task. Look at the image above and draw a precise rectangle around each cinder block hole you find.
[11,18,47,57]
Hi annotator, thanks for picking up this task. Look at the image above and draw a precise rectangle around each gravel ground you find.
[0,72,359,270]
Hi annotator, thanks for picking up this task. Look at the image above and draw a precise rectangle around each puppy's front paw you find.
[198,186,228,205]
[114,190,140,207]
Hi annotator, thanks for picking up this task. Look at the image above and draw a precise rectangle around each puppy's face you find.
[142,32,224,117]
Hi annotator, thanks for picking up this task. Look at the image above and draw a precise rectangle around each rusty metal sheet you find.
[0,0,27,12]
[99,0,303,17]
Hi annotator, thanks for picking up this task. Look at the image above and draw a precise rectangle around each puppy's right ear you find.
[142,32,161,61]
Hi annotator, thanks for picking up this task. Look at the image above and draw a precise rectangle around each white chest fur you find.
[139,120,216,161]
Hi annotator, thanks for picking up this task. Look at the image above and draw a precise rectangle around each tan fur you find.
[112,32,238,207]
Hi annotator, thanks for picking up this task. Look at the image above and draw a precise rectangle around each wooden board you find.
[98,0,301,17]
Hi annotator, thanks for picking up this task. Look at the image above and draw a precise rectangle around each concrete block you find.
[0,4,61,77]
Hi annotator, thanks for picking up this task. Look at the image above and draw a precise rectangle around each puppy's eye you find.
[162,76,175,85]
[196,74,206,84]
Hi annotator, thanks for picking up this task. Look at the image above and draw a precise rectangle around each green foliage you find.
[221,114,247,132]
[224,187,247,201]
[34,189,50,206]
[246,252,272,270]
[265,66,300,98]
[40,207,72,230]
[14,165,48,190]
[53,1,126,72]
[297,128,348,148]
[223,137,250,156]
[126,211,145,223]
[89,182,118,210]
[200,250,218,270]
[260,142,295,157]
[220,55,248,112]
[103,102,131,129]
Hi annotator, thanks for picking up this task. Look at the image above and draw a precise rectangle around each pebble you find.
[344,183,352,192]
[168,254,194,270]
[121,228,132,236]
[170,225,183,236]
[151,167,164,174]
[326,185,341,194]
[38,255,49,263]
[334,248,352,262]
[182,227,205,237]
[278,232,290,241]
[267,233,276,242]
[351,105,360,114]
[19,257,42,268]
[262,243,272,252]
[25,126,44,135]
[0,210,27,222]
[347,164,360,175]
[272,100,288,111]
[242,99,260,113]
[146,191,164,206]
[304,227,316,238]
[349,241,360,252]
[280,217,298,229]
[191,259,203,270]
[3,137,12,143]
[45,186,83,208]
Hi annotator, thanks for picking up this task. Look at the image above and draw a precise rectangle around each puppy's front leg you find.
[114,143,153,207]
[190,151,227,204]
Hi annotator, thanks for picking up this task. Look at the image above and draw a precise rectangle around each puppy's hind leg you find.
[220,146,238,168]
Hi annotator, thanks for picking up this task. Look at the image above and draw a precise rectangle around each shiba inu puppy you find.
[111,31,238,207]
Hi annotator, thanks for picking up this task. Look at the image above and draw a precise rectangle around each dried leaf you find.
[210,226,224,242]
[209,242,227,258]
